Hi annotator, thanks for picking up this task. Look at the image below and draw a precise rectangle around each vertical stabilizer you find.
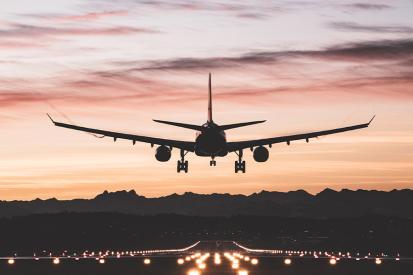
[208,73,213,122]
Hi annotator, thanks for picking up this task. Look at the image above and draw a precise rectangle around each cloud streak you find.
[329,21,413,34]
[342,3,392,10]
[0,24,155,38]
[2,39,413,108]
[45,11,128,21]
[114,39,413,72]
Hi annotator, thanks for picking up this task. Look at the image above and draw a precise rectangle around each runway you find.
[1,241,412,274]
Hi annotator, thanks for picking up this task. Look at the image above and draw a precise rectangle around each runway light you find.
[329,258,337,265]
[251,258,259,265]
[99,258,105,264]
[244,256,250,261]
[53,258,60,265]
[284,258,292,265]
[232,262,239,269]
[144,258,151,265]
[198,263,206,269]
[375,258,382,265]
[185,256,191,261]
[238,270,249,275]
[188,269,200,275]
[177,258,185,265]
[8,258,15,265]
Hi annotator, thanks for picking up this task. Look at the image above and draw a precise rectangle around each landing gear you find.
[235,150,246,173]
[177,149,189,173]
[210,156,216,166]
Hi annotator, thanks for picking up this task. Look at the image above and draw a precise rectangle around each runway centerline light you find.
[188,269,200,275]
[144,258,151,265]
[375,258,382,265]
[232,262,239,269]
[178,258,185,265]
[284,258,292,265]
[53,258,60,265]
[8,258,15,265]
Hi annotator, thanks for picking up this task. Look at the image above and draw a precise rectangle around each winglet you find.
[368,115,376,125]
[46,113,56,124]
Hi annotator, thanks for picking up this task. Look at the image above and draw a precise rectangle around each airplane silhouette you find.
[48,74,375,173]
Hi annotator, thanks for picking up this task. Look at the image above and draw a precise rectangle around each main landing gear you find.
[235,149,246,173]
[177,149,188,173]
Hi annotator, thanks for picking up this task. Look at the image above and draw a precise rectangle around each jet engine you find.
[253,146,269,162]
[155,145,171,162]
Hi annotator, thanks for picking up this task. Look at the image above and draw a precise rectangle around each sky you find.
[0,0,412,200]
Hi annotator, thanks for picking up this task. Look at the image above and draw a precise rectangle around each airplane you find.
[47,73,375,173]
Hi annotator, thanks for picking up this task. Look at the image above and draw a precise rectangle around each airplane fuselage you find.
[195,122,228,157]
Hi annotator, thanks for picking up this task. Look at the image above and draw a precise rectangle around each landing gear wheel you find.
[177,149,189,173]
[177,160,189,173]
[210,160,216,166]
[234,150,246,173]
[235,160,246,173]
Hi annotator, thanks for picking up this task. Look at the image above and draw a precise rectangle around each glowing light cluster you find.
[214,253,221,265]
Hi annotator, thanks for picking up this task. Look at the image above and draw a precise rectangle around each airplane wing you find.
[47,114,195,152]
[226,116,375,152]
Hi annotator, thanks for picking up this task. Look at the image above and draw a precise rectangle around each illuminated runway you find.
[1,241,412,274]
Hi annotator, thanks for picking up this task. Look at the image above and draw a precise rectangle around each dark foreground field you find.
[0,256,412,275]
[0,213,412,274]
[1,213,412,255]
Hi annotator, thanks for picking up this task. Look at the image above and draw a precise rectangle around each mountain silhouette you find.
[1,188,412,218]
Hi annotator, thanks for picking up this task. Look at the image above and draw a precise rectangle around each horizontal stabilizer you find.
[153,119,204,131]
[219,120,266,131]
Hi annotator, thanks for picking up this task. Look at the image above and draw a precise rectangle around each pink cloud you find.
[0,24,156,38]
[54,10,129,21]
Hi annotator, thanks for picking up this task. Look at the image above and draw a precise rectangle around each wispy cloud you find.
[342,3,393,10]
[329,21,413,34]
[25,10,129,22]
[112,39,413,72]
[91,0,278,20]
[1,38,412,108]
[0,23,155,38]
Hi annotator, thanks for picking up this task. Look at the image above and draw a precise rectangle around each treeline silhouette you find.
[0,213,412,256]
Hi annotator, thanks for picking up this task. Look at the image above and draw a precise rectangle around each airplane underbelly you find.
[195,133,227,156]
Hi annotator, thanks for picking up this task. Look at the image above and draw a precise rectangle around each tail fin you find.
[208,73,213,122]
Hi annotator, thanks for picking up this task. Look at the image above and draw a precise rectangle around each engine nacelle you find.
[155,145,171,162]
[253,146,269,162]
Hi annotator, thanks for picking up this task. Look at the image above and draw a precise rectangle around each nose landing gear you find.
[210,156,217,166]
[177,149,189,173]
[235,150,246,173]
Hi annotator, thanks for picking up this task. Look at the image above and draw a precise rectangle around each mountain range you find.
[1,188,412,218]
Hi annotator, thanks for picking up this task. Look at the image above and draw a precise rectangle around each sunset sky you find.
[1,0,412,200]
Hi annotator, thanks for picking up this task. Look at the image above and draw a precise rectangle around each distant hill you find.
[0,189,413,218]
[1,188,412,218]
